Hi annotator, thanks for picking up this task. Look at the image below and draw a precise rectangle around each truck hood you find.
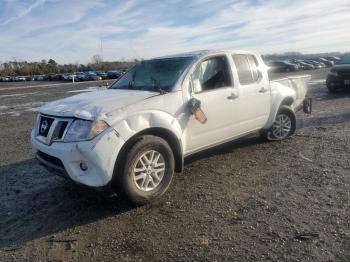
[39,89,159,120]
[333,64,350,71]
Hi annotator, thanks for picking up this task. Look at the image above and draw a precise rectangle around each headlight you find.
[329,70,338,76]
[35,113,40,127]
[64,119,108,142]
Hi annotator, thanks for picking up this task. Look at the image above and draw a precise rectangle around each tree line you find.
[0,55,136,76]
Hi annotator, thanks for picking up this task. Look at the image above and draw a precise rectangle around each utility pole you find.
[100,39,104,61]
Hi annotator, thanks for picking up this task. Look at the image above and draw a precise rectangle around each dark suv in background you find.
[326,53,350,93]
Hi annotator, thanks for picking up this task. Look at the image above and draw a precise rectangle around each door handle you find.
[227,94,238,100]
[259,87,267,93]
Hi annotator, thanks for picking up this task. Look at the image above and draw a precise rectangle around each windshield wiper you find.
[128,80,134,90]
[127,71,137,90]
[150,76,166,95]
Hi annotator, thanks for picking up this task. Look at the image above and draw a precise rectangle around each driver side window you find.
[191,56,232,93]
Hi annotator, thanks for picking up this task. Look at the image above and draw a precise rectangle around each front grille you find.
[36,114,73,145]
[58,121,68,138]
[37,151,64,167]
[51,120,69,141]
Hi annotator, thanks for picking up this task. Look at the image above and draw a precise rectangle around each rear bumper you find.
[31,128,125,188]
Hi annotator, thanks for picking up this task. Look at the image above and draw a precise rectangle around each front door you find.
[185,55,240,153]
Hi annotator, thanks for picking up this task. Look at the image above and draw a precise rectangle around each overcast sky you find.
[0,0,349,64]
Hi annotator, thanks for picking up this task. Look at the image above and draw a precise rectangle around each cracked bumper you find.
[31,128,125,187]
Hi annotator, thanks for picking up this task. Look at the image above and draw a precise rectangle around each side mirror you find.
[192,79,202,93]
[188,98,207,124]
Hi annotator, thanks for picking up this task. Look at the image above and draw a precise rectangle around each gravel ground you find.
[0,69,349,261]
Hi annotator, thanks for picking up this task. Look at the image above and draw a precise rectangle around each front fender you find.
[108,110,184,146]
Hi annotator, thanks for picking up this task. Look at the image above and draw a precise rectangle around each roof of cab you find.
[154,50,210,59]
[154,49,257,60]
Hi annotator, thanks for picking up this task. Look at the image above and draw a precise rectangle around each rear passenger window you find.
[232,54,260,85]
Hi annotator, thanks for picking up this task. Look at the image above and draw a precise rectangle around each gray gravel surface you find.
[0,69,349,261]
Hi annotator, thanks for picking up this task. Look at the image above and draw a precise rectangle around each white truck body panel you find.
[272,75,311,109]
[265,75,311,128]
[31,49,310,187]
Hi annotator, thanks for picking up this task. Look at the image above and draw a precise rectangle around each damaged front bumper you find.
[31,128,125,188]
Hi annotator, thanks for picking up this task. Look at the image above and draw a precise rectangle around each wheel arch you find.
[113,127,184,182]
[280,96,294,107]
[275,104,297,136]
[264,95,295,129]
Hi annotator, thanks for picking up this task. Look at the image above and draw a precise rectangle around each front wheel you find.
[114,135,175,206]
[264,106,296,141]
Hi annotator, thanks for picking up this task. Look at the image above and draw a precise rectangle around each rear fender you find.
[264,82,296,129]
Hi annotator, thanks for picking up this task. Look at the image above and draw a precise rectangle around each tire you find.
[114,135,175,206]
[327,84,337,93]
[264,106,296,141]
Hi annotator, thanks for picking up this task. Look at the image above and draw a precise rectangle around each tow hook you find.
[303,98,312,114]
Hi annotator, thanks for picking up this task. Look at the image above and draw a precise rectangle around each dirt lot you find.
[0,69,349,261]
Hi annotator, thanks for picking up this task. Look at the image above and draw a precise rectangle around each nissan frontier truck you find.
[31,49,311,205]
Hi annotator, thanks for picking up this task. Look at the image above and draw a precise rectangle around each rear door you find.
[231,53,270,132]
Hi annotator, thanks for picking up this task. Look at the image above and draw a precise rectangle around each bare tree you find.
[0,57,135,76]
[91,54,103,70]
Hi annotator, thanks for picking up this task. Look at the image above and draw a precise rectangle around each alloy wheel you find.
[132,150,166,191]
[271,114,292,139]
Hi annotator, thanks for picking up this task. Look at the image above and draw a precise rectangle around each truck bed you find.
[271,75,311,109]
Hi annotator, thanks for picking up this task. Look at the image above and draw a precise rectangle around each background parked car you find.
[0,77,10,82]
[313,58,334,67]
[15,76,26,81]
[96,71,108,79]
[68,74,76,81]
[107,70,122,79]
[298,61,315,70]
[326,53,350,93]
[304,60,324,69]
[267,61,298,72]
[75,72,87,82]
[35,75,45,81]
[85,71,102,81]
[324,56,341,63]
[45,73,61,81]
[119,68,129,73]
[26,76,35,81]
[287,60,302,70]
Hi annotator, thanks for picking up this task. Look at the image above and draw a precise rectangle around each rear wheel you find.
[114,135,175,206]
[263,106,296,141]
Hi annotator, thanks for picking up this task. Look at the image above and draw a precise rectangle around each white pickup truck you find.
[31,49,311,205]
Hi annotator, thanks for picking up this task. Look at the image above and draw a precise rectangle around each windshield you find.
[109,57,194,92]
[338,53,350,64]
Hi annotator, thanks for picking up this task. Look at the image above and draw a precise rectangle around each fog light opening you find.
[80,162,88,171]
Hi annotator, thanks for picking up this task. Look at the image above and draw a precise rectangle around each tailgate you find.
[272,75,311,108]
